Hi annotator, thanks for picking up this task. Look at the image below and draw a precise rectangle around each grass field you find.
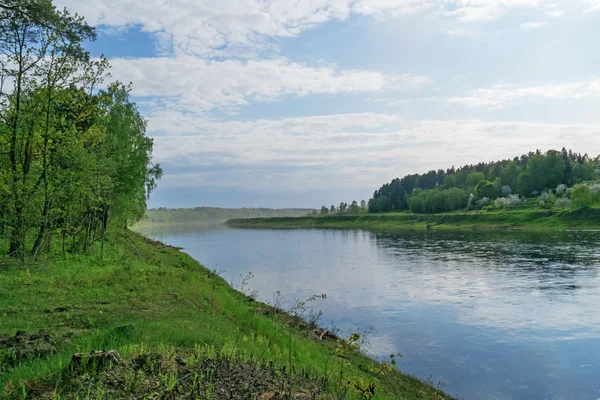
[0,230,450,399]
[226,205,600,232]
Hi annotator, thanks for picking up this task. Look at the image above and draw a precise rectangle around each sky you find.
[54,0,600,209]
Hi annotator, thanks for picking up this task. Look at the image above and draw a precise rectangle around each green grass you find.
[226,206,600,232]
[0,230,450,399]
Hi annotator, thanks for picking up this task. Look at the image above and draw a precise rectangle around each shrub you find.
[555,197,572,210]
[475,180,498,200]
[494,197,509,209]
[555,184,567,195]
[570,184,594,207]
[507,194,522,205]
[476,197,490,208]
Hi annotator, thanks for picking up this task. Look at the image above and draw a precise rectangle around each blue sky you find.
[56,0,600,208]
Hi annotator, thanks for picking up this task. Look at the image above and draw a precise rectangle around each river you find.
[136,224,600,400]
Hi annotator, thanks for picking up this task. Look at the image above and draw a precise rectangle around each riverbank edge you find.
[0,230,452,399]
[225,207,600,232]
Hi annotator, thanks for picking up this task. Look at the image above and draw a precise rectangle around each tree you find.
[360,200,366,210]
[374,196,390,213]
[501,161,521,192]
[0,2,161,258]
[320,206,329,216]
[330,205,336,214]
[570,184,593,208]
[466,171,485,188]
[475,180,498,200]
[555,198,572,210]
[517,171,534,197]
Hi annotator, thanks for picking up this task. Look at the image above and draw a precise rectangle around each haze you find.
[55,0,600,208]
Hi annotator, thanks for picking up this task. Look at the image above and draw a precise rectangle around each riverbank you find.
[0,230,450,399]
[226,207,600,231]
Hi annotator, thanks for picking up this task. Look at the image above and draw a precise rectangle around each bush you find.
[507,194,522,205]
[555,184,567,195]
[475,180,498,200]
[408,188,470,214]
[494,197,509,209]
[541,191,555,203]
[476,197,490,208]
[555,197,572,209]
[570,184,594,208]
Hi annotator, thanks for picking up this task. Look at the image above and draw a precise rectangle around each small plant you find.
[239,271,257,300]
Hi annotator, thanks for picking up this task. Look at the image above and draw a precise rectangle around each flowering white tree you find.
[555,198,572,210]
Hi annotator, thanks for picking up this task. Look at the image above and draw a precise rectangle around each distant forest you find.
[144,207,315,223]
[369,149,600,214]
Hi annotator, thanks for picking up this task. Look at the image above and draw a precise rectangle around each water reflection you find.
[138,226,600,400]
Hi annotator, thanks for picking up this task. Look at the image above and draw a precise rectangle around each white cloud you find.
[446,0,543,22]
[545,9,564,16]
[148,113,600,192]
[55,0,554,57]
[447,78,600,108]
[583,0,600,12]
[520,21,547,29]
[109,57,430,112]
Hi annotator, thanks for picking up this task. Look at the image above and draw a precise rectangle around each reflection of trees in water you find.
[371,230,600,294]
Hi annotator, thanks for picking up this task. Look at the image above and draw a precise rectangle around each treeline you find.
[0,1,161,258]
[313,200,367,216]
[145,207,314,223]
[369,149,599,214]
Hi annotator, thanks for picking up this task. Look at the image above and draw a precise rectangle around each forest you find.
[0,0,161,258]
[368,149,600,214]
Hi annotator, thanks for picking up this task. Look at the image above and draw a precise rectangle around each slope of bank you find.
[226,207,600,231]
[0,230,450,399]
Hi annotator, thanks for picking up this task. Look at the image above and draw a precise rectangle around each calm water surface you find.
[138,225,600,400]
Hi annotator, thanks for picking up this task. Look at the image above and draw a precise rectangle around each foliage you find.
[570,184,594,208]
[476,197,490,208]
[475,180,498,200]
[0,1,160,258]
[370,149,599,213]
[555,197,572,210]
[555,184,568,195]
[408,188,470,214]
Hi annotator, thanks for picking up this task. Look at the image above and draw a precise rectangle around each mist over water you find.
[138,225,600,400]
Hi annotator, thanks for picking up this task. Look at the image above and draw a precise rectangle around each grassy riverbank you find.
[0,230,450,399]
[226,207,600,231]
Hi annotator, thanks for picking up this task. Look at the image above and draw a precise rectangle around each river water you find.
[137,225,600,400]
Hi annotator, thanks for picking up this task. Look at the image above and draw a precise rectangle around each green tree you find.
[500,161,521,192]
[475,180,498,200]
[517,171,534,197]
[466,171,485,188]
[570,184,594,208]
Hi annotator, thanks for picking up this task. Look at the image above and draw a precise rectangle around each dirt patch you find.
[25,350,328,399]
[0,331,57,369]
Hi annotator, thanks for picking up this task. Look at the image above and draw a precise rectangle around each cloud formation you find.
[55,0,556,57]
[150,113,600,196]
[109,57,430,113]
[520,21,547,29]
[447,79,600,108]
